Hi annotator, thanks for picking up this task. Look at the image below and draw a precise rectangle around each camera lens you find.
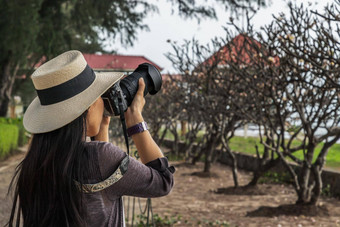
[120,63,162,106]
[101,63,162,116]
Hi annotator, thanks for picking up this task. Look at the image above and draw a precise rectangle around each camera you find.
[101,63,162,116]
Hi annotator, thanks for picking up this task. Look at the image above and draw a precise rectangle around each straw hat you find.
[23,50,124,133]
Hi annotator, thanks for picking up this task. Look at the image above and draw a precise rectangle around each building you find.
[83,54,163,73]
[200,33,279,69]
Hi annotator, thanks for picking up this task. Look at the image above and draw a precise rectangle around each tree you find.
[210,26,288,187]
[0,0,269,117]
[215,31,282,187]
[263,2,340,205]
[228,1,340,205]
[166,1,340,205]
[167,36,252,175]
[0,0,42,116]
[0,0,155,116]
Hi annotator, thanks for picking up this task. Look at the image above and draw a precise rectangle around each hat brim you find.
[23,71,124,134]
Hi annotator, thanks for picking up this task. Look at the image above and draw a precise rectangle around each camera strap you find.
[118,101,130,157]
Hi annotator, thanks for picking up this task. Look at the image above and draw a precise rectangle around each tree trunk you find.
[248,172,261,186]
[184,141,195,161]
[0,60,16,117]
[203,140,213,172]
[203,133,220,173]
[247,158,281,186]
[296,145,315,204]
[191,135,208,165]
[310,164,322,205]
[172,132,179,156]
[227,147,239,187]
[203,150,212,172]
[180,121,187,136]
[191,146,204,165]
[221,138,238,187]
[296,162,312,204]
[0,97,10,117]
[247,137,277,186]
[262,137,271,161]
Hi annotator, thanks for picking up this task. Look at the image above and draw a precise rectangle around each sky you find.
[108,0,335,73]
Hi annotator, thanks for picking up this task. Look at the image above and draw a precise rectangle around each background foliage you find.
[0,117,28,160]
[0,121,19,160]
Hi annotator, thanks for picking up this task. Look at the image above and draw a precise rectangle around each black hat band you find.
[36,64,95,105]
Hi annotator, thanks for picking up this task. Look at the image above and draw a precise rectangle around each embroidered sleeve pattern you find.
[74,155,129,193]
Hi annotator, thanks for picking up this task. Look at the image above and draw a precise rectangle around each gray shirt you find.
[82,141,175,227]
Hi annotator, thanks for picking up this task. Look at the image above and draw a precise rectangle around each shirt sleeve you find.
[96,142,175,199]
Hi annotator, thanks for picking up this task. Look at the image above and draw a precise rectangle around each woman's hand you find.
[125,78,146,128]
[94,115,111,142]
[100,115,111,128]
[124,78,164,164]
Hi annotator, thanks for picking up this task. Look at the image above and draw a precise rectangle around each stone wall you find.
[219,151,340,197]
[162,139,340,197]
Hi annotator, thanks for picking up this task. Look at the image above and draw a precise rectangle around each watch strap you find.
[127,121,148,137]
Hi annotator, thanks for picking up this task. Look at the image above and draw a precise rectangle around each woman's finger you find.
[136,78,145,97]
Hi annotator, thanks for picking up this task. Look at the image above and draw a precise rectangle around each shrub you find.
[0,117,28,160]
[134,213,182,226]
[258,171,293,185]
[13,119,27,146]
[0,123,19,159]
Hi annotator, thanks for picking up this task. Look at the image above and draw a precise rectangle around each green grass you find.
[0,123,19,159]
[161,127,340,169]
[228,136,261,156]
[228,136,340,169]
[0,117,28,160]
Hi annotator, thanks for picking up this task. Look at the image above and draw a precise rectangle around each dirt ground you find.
[150,161,340,227]
[0,147,27,227]
[1,148,340,227]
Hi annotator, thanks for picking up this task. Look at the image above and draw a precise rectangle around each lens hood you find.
[139,63,162,95]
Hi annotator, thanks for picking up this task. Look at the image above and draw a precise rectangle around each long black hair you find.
[7,110,97,227]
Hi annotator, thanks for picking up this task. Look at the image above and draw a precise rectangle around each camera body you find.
[102,83,128,116]
[102,63,162,116]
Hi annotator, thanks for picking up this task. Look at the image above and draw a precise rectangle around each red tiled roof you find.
[202,33,279,67]
[83,54,163,72]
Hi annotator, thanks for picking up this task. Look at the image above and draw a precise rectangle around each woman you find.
[7,50,175,226]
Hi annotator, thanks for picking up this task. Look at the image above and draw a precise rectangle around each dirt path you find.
[1,149,340,227]
[151,161,340,226]
[0,147,27,226]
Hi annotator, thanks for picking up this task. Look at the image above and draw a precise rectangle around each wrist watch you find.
[127,121,148,137]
